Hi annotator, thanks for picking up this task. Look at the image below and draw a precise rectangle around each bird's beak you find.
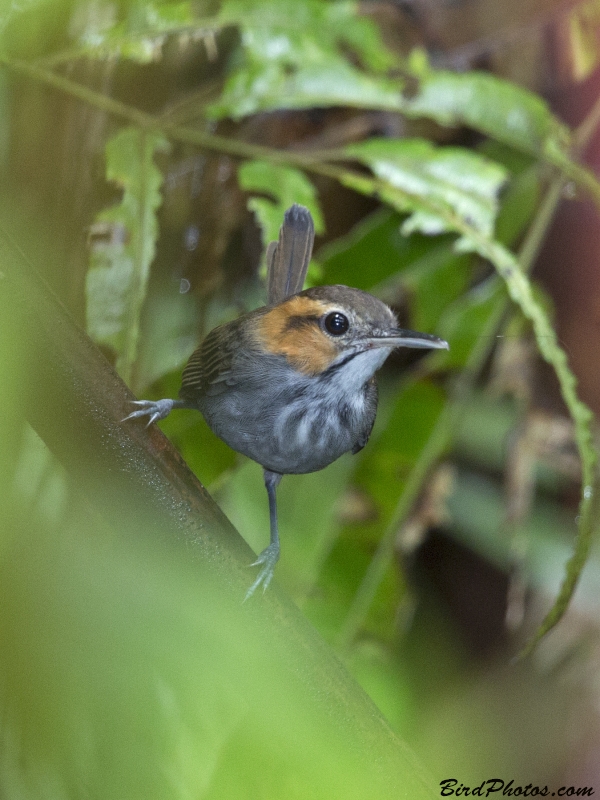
[368,329,449,351]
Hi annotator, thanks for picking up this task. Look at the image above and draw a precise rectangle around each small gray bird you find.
[126,205,448,597]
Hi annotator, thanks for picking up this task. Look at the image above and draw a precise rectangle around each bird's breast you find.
[199,368,377,474]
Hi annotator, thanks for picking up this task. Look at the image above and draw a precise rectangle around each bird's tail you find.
[266,204,314,306]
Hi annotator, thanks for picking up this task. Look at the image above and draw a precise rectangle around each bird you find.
[125,204,449,599]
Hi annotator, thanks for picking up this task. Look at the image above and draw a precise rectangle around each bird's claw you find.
[121,399,175,426]
[243,542,280,601]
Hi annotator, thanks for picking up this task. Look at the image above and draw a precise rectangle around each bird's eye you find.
[324,311,349,336]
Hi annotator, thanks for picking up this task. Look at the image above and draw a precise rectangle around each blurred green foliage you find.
[3,433,438,800]
[1,0,599,797]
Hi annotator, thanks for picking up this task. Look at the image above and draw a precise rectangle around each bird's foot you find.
[243,542,280,601]
[122,399,176,427]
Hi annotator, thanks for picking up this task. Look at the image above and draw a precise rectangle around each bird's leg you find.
[122,399,190,427]
[244,469,283,600]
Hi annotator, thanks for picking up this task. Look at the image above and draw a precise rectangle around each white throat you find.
[333,347,391,394]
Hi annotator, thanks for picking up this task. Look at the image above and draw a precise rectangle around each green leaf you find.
[86,127,169,387]
[319,209,436,290]
[389,243,473,333]
[435,278,506,370]
[346,138,507,238]
[0,484,438,800]
[401,55,600,212]
[238,160,324,247]
[209,0,402,119]
[76,0,195,63]
[404,54,571,158]
[134,279,198,392]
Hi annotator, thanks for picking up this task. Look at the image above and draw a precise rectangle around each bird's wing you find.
[266,204,314,306]
[180,320,240,400]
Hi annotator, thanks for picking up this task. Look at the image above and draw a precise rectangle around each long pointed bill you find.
[368,329,449,351]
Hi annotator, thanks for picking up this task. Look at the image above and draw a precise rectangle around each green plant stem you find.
[337,166,588,652]
[3,53,600,208]
[573,91,600,152]
[336,294,508,650]
[0,55,314,164]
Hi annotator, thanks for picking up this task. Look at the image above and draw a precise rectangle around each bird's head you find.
[254,285,448,381]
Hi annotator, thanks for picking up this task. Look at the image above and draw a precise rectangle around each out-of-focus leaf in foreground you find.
[0,473,436,800]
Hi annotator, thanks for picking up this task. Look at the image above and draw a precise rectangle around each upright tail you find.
[266,204,314,306]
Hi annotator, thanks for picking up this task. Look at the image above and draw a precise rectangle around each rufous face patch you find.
[255,296,340,375]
